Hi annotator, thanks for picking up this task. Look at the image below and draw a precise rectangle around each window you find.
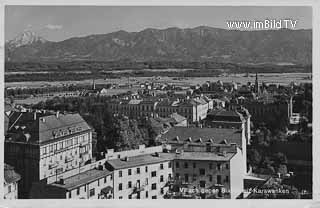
[128,195,132,199]
[151,171,157,177]
[128,181,132,188]
[128,169,132,175]
[119,183,123,191]
[168,162,172,168]
[217,175,222,184]
[193,174,197,181]
[145,166,148,172]
[119,170,123,177]
[225,176,229,183]
[209,163,213,169]
[184,174,189,183]
[217,164,221,171]
[226,163,229,169]
[193,163,196,168]
[209,175,213,182]
[119,196,123,199]
[146,191,149,198]
[68,191,71,198]
[151,183,157,190]
[160,164,164,170]
[160,188,164,194]
[104,177,107,183]
[137,168,140,174]
[152,195,157,199]
[176,162,180,168]
[77,188,80,195]
[84,185,86,192]
[200,181,206,188]
[184,162,188,169]
[89,188,95,197]
[8,185,11,193]
[176,173,180,179]
[98,179,100,186]
[199,168,205,176]
[160,175,164,182]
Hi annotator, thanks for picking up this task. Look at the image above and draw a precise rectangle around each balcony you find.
[48,161,59,169]
[65,155,74,163]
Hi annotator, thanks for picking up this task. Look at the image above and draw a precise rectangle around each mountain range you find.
[5,26,312,65]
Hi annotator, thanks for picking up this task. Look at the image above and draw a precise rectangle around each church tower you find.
[254,73,259,94]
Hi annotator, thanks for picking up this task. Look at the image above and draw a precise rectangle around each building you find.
[105,153,174,199]
[169,143,244,199]
[5,111,93,198]
[204,108,251,144]
[159,126,248,174]
[4,164,21,199]
[30,168,113,199]
[107,99,158,119]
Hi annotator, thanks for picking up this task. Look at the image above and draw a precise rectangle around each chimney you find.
[59,178,64,185]
[56,111,59,118]
[33,112,37,120]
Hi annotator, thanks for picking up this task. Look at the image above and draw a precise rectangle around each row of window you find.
[175,162,229,170]
[119,163,170,177]
[41,134,89,156]
[68,175,112,198]
[175,173,229,183]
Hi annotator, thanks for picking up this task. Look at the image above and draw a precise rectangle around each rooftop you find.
[6,112,92,145]
[174,151,236,161]
[51,168,112,191]
[106,153,174,170]
[206,110,244,122]
[160,127,243,148]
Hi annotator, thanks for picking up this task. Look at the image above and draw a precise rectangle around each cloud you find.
[45,24,63,30]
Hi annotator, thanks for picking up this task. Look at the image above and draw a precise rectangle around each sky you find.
[5,6,312,42]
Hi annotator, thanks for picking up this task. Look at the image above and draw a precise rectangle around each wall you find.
[230,148,245,199]
[113,161,173,199]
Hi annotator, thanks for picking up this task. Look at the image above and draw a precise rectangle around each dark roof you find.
[160,127,243,148]
[206,110,244,122]
[6,112,92,145]
[51,168,112,190]
[174,151,236,161]
[4,164,21,184]
[106,153,174,170]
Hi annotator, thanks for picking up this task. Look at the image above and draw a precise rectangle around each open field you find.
[6,73,312,89]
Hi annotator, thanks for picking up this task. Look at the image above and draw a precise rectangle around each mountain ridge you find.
[5,26,312,64]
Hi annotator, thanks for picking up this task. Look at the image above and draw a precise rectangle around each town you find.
[4,73,312,199]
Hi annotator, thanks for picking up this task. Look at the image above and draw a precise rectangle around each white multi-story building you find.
[5,111,93,198]
[105,153,174,199]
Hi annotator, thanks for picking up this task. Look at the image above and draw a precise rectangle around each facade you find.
[5,111,93,198]
[204,108,251,145]
[170,144,244,199]
[31,168,113,199]
[159,126,248,174]
[107,99,158,119]
[4,164,21,199]
[105,153,174,199]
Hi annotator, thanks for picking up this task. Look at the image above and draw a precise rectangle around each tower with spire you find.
[92,78,96,90]
[254,73,259,94]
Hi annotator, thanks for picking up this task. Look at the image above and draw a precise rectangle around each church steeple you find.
[92,79,96,90]
[255,73,259,94]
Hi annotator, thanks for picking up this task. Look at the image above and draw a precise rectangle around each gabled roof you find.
[6,112,91,145]
[206,110,244,122]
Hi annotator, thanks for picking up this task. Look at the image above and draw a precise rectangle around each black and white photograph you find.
[3,5,313,201]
